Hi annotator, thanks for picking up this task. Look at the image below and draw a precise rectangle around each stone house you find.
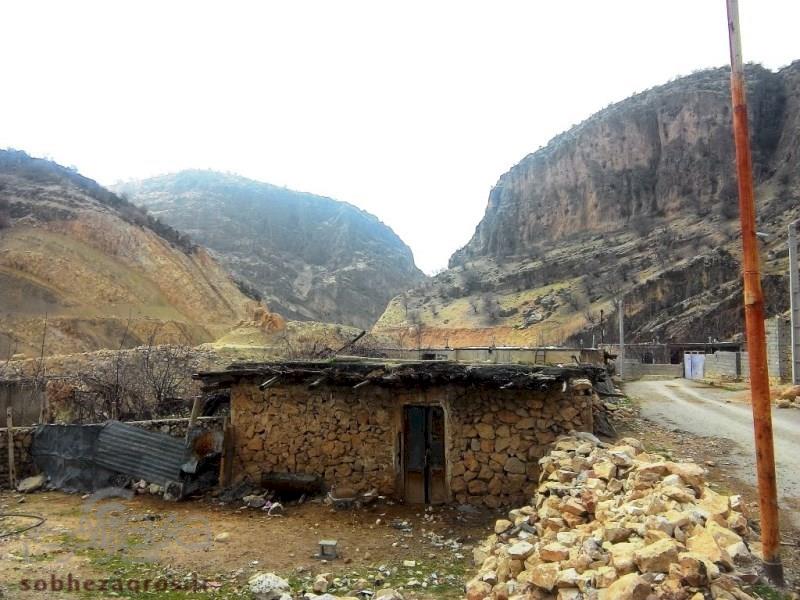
[196,360,602,507]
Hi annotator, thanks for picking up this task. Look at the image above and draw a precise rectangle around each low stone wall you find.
[0,426,36,488]
[230,383,593,508]
[623,362,683,380]
[0,417,222,489]
[379,348,606,367]
[131,416,223,437]
[0,380,43,427]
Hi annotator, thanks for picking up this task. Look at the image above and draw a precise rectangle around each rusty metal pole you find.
[725,0,784,584]
[789,219,800,384]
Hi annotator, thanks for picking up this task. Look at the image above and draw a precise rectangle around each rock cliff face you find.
[0,151,256,356]
[452,64,788,265]
[116,171,425,330]
[376,62,800,346]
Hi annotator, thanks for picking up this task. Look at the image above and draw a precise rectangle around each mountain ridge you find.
[115,170,426,329]
[375,61,800,347]
[0,150,258,356]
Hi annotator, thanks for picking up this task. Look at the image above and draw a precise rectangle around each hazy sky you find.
[1,1,798,273]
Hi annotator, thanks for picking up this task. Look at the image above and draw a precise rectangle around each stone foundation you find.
[230,382,593,507]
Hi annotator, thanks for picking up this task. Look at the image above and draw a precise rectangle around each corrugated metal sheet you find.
[94,421,189,486]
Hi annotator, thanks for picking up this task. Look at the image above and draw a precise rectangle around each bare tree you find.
[398,293,409,316]
[562,289,583,311]
[582,309,599,327]
[32,314,48,423]
[407,310,424,350]
[462,268,482,295]
[480,293,501,325]
[78,314,143,420]
[278,330,331,359]
[601,276,623,300]
[140,326,192,414]
[0,336,18,381]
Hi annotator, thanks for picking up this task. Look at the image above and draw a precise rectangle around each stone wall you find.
[0,426,36,488]
[230,382,593,507]
[0,380,43,427]
[380,347,606,367]
[131,416,223,437]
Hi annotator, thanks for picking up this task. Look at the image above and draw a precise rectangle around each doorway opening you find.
[403,405,447,504]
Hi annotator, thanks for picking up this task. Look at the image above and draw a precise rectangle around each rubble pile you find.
[248,570,407,600]
[776,384,800,409]
[466,432,760,600]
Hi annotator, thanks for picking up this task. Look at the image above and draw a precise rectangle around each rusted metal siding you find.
[94,421,189,486]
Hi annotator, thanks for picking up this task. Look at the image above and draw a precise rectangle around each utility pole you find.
[618,297,625,379]
[789,218,799,384]
[725,0,783,584]
[599,309,605,345]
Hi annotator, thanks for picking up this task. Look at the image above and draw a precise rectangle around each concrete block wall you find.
[703,352,740,380]
[765,316,791,383]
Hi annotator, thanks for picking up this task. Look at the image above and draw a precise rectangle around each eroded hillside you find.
[115,171,426,330]
[0,151,257,356]
[375,62,800,347]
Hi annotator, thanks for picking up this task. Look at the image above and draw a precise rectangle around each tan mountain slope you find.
[375,62,800,347]
[0,150,258,356]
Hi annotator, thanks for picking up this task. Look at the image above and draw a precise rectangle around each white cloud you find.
[0,0,797,273]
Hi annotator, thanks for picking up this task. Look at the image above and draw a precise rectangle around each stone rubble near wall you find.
[776,384,800,409]
[248,571,406,600]
[465,432,760,600]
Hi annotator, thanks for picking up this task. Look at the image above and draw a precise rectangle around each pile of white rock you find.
[248,572,405,600]
[466,433,759,600]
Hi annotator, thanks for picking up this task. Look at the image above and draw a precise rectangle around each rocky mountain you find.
[115,171,425,330]
[375,62,800,347]
[0,151,257,357]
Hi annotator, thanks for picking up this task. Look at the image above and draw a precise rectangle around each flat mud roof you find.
[195,359,604,392]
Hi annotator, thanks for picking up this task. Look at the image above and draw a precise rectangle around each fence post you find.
[185,396,202,444]
[6,407,16,490]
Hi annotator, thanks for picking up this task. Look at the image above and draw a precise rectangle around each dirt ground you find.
[3,388,800,599]
[0,488,499,599]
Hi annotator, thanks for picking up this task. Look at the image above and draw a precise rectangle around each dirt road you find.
[625,378,800,526]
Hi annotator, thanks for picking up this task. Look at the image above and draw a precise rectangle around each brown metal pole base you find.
[762,559,785,588]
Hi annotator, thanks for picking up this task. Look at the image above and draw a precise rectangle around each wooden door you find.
[403,405,447,504]
[426,406,447,504]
